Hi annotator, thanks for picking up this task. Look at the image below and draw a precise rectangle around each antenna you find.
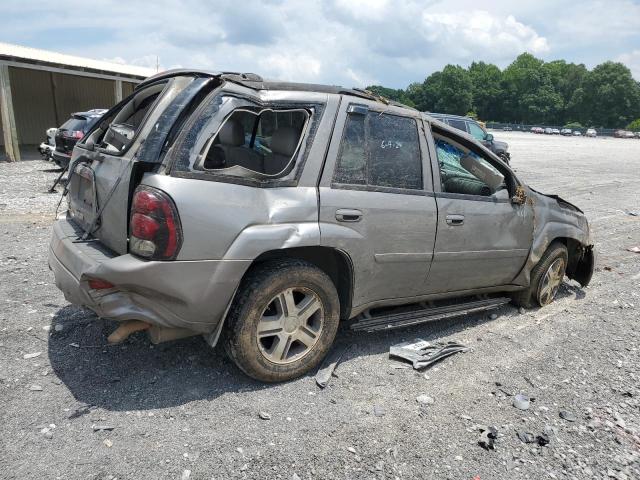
[156,56,159,72]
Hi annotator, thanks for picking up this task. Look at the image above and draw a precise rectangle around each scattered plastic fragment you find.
[512,394,531,410]
[559,410,577,422]
[516,431,535,443]
[627,246,640,254]
[389,339,468,370]
[373,405,386,417]
[315,344,351,388]
[258,411,271,420]
[23,352,42,359]
[92,424,115,431]
[477,425,498,450]
[536,433,550,446]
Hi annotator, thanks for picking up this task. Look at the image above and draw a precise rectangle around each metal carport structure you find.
[0,42,154,162]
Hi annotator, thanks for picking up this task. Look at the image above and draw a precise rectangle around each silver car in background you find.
[49,70,595,382]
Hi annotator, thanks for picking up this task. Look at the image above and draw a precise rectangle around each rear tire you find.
[223,259,340,382]
[511,242,568,309]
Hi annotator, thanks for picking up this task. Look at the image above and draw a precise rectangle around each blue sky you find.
[2,0,640,87]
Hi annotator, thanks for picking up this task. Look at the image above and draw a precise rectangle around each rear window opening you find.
[97,82,167,154]
[197,108,310,179]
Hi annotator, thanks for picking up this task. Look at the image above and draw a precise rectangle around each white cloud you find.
[419,11,549,59]
[0,0,638,87]
[617,50,640,80]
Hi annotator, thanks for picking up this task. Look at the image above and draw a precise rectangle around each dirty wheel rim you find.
[538,257,565,306]
[256,287,324,365]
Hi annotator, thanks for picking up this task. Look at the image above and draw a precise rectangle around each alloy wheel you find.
[256,287,324,364]
[538,257,565,305]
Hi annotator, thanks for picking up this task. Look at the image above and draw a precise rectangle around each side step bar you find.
[350,297,511,332]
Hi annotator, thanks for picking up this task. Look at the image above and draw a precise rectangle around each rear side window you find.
[198,108,309,177]
[447,118,468,132]
[333,111,422,190]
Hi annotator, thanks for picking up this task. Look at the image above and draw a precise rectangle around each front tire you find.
[223,259,340,382]
[511,242,568,308]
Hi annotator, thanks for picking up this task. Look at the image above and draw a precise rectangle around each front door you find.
[425,124,533,293]
[319,101,438,310]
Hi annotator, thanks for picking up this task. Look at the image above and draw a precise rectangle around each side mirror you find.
[511,185,527,205]
[484,133,494,142]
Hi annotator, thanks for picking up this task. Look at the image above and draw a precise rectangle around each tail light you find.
[129,186,182,260]
[88,278,115,290]
[63,130,84,139]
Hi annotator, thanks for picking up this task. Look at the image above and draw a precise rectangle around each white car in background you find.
[38,127,58,161]
[573,131,582,136]
[586,128,597,137]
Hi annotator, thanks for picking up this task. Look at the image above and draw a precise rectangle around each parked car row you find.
[530,127,598,137]
[613,129,640,139]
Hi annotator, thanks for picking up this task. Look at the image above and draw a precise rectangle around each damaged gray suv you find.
[49,70,595,382]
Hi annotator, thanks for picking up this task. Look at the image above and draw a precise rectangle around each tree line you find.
[366,53,640,129]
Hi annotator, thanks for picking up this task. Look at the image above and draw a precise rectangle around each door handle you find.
[335,209,363,222]
[446,214,464,226]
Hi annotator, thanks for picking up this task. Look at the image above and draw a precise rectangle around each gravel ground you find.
[1,133,639,480]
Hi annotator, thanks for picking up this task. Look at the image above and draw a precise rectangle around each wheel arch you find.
[515,220,593,288]
[549,236,594,287]
[250,246,355,320]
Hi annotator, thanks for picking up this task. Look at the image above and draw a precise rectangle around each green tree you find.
[419,65,473,115]
[542,60,588,124]
[468,61,504,121]
[627,119,640,131]
[501,53,562,124]
[372,53,640,128]
[581,62,640,128]
[365,85,415,107]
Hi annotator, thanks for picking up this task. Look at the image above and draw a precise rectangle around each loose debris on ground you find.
[389,338,468,369]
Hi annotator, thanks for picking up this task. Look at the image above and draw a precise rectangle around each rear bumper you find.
[49,215,250,333]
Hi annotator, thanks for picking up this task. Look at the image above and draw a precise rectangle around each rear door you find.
[67,76,213,253]
[319,101,438,310]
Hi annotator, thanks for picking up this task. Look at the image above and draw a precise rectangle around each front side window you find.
[435,135,505,196]
[467,122,486,141]
[198,108,309,178]
[333,110,422,190]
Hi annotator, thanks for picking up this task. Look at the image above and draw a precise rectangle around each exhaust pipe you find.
[107,320,151,344]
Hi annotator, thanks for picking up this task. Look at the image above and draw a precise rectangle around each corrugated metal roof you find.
[0,42,155,79]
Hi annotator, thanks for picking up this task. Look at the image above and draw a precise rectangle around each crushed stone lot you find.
[1,132,639,479]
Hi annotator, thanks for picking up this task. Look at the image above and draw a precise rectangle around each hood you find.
[492,139,509,151]
[530,188,583,214]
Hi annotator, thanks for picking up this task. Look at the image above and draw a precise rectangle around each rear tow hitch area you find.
[106,320,198,345]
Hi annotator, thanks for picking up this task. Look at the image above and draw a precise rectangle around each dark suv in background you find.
[52,109,107,168]
[430,113,510,164]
